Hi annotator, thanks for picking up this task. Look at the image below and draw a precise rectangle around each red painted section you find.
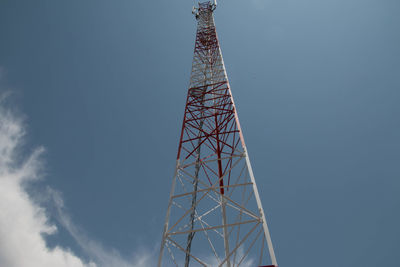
[175,8,241,191]
[214,110,224,195]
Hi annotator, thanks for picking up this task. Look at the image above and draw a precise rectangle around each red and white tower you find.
[159,2,278,266]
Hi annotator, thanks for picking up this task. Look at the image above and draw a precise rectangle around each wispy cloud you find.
[0,92,95,267]
[48,188,157,267]
[0,88,156,267]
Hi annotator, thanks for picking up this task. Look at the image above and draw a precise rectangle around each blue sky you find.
[0,0,399,266]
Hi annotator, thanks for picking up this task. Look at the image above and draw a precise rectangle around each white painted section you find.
[221,196,231,267]
[158,160,180,267]
[244,148,278,266]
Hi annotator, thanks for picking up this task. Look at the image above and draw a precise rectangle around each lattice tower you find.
[158,2,278,266]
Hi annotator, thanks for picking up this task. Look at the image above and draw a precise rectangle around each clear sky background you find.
[0,0,399,266]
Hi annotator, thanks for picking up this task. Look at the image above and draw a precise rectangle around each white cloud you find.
[48,188,157,267]
[0,91,156,267]
[0,93,95,267]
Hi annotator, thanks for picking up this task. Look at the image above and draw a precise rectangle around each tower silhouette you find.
[158,2,278,266]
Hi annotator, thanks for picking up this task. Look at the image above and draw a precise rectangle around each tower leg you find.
[244,149,278,266]
[221,197,231,267]
[158,160,180,267]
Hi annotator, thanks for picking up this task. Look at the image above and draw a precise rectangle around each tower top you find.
[192,1,216,19]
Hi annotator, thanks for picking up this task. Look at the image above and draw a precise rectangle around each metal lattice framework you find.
[159,2,278,266]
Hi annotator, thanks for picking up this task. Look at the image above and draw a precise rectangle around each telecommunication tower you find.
[158,1,278,266]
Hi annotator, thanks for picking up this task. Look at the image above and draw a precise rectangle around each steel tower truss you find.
[159,2,277,266]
